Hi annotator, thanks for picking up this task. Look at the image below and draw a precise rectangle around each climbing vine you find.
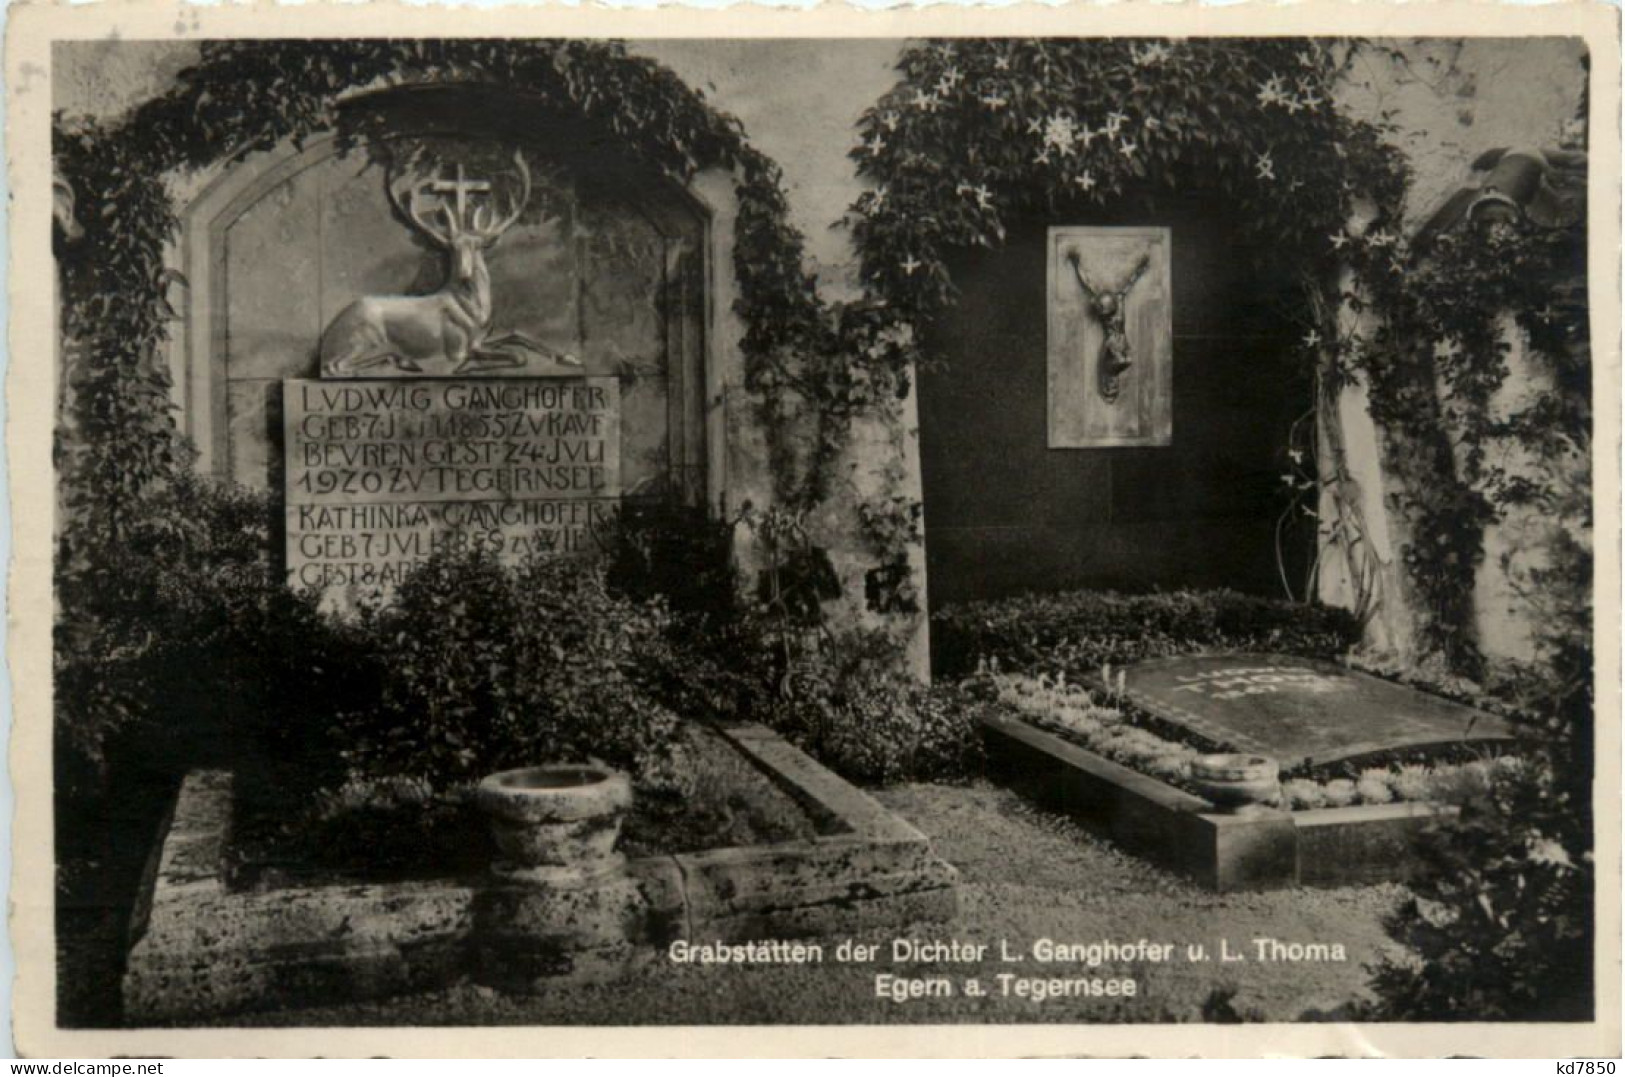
[828,37,1412,637]
[837,37,1589,676]
[54,37,1593,677]
[53,39,830,598]
[1323,213,1588,672]
[844,39,1405,337]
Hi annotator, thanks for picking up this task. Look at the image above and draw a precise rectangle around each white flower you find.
[980,92,1009,111]
[1257,76,1287,108]
[912,89,941,112]
[940,64,962,87]
[935,77,956,98]
[1133,43,1171,66]
[994,54,1012,71]
[1043,113,1079,152]
[1255,151,1276,181]
[1104,111,1128,136]
[1075,170,1097,191]
[880,111,900,132]
[870,185,888,210]
[1076,123,1100,149]
[1299,91,1323,112]
[1119,139,1138,160]
[865,134,887,156]
[1282,95,1305,116]
[900,254,922,276]
[971,183,995,210]
[1034,148,1053,167]
[1329,230,1349,249]
[1303,329,1322,349]
[1527,836,1574,869]
[1297,49,1317,67]
[1025,116,1045,136]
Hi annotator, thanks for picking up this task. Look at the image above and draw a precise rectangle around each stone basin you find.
[1190,753,1280,816]
[475,764,632,875]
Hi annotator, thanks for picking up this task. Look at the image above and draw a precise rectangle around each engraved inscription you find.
[284,377,620,597]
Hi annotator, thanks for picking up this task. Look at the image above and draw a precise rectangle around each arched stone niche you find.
[179,87,712,510]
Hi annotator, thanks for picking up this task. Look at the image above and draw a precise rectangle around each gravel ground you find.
[210,780,1408,1027]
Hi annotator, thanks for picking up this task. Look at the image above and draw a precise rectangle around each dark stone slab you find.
[1119,654,1517,767]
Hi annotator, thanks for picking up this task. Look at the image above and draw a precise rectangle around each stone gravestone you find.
[285,378,619,598]
[280,143,624,605]
[1118,654,1517,768]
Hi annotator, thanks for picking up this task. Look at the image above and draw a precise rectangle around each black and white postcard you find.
[8,1,1620,1058]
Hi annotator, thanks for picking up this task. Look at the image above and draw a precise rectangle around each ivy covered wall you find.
[54,37,1591,674]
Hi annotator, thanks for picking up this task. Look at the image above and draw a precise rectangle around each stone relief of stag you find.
[319,150,581,378]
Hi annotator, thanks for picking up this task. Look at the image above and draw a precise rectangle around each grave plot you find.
[979,654,1526,891]
[123,724,958,1024]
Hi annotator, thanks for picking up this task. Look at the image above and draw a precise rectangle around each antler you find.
[387,173,454,247]
[468,151,532,243]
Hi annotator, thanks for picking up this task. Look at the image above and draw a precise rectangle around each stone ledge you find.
[980,710,1455,891]
[123,727,957,1024]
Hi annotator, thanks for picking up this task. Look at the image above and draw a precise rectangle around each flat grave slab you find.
[1118,654,1517,767]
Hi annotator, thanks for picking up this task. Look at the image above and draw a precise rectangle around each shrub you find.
[1321,779,1358,808]
[55,472,371,804]
[599,501,779,728]
[1389,764,1434,803]
[601,502,981,785]
[932,588,1361,679]
[1367,760,1592,1020]
[601,500,741,626]
[1355,770,1395,805]
[1281,779,1327,811]
[766,631,983,785]
[340,548,682,791]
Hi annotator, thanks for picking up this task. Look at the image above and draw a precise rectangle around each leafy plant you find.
[769,630,984,785]
[932,587,1361,680]
[1366,760,1592,1021]
[340,547,682,791]
[54,471,372,803]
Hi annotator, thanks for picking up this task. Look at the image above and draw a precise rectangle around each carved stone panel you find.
[283,377,620,603]
[1047,226,1172,447]
[196,130,704,505]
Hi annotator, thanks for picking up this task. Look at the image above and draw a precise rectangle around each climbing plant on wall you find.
[53,40,870,781]
[837,37,1589,677]
[53,38,829,589]
[53,37,1594,676]
[843,39,1406,339]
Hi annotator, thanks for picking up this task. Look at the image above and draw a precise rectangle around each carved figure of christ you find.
[1067,249,1150,403]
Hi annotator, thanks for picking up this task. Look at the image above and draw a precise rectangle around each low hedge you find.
[932,588,1361,680]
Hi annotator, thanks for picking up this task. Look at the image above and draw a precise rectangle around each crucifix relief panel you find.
[1047,226,1172,447]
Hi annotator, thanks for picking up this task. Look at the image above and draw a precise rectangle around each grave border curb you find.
[980,709,1458,891]
[121,724,957,1025]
